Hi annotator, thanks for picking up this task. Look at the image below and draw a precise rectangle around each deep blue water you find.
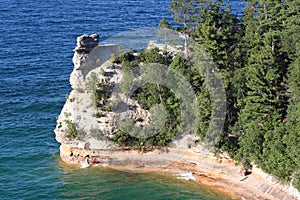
[0,0,245,199]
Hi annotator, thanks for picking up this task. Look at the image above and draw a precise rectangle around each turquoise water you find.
[58,163,228,200]
[0,0,245,199]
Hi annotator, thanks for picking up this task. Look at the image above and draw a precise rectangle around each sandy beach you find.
[59,144,299,200]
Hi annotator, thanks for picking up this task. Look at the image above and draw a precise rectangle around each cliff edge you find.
[54,34,300,200]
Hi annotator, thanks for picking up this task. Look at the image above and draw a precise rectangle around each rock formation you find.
[54,34,300,200]
[74,34,99,53]
[55,34,150,150]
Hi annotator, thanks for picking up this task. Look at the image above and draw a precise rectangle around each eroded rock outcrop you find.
[54,34,300,200]
[55,34,150,150]
[74,34,99,53]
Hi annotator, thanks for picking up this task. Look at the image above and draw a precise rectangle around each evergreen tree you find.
[169,0,202,57]
[285,44,300,189]
[159,18,173,30]
[166,0,300,188]
[282,1,300,189]
[169,0,201,33]
[234,0,290,169]
[194,1,244,152]
[262,123,295,182]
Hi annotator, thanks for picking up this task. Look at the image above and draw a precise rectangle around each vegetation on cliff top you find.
[110,48,183,148]
[64,0,299,190]
[163,0,299,190]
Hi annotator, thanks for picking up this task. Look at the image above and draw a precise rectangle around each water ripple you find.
[0,0,245,199]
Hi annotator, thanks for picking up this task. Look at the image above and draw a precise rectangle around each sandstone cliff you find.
[55,34,152,150]
[54,34,198,151]
[54,34,300,200]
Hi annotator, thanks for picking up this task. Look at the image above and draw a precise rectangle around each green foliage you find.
[261,125,295,182]
[113,82,180,148]
[170,54,202,92]
[64,112,71,118]
[113,51,135,64]
[137,47,173,65]
[119,69,135,95]
[85,72,98,93]
[64,120,79,140]
[92,111,105,118]
[90,129,106,141]
[285,39,300,188]
[95,78,111,108]
[196,83,211,140]
[226,0,300,186]
[293,172,300,191]
[167,0,300,188]
[122,60,139,72]
[159,18,173,29]
[169,0,200,32]
[69,1,300,189]
[112,48,184,147]
[190,1,244,154]
[106,104,112,112]
[99,68,106,76]
[112,129,131,146]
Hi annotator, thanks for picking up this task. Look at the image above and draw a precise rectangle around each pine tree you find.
[283,0,300,163]
[159,18,173,30]
[169,0,202,57]
[169,0,201,33]
[285,37,300,190]
[194,1,244,153]
[166,0,300,186]
[234,0,290,169]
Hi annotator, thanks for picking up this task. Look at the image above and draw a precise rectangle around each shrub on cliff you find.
[293,172,300,191]
[65,120,79,140]
[95,78,111,108]
[113,52,135,64]
[137,47,172,65]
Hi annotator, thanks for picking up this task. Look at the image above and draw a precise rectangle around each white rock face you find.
[55,34,150,150]
[147,40,183,56]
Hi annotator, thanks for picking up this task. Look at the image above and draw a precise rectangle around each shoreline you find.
[59,144,299,200]
[55,36,299,199]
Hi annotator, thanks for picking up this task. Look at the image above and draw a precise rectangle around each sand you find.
[59,144,299,200]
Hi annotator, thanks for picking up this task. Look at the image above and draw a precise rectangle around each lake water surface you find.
[0,0,245,199]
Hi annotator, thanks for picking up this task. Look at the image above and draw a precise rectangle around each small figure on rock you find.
[81,155,90,168]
